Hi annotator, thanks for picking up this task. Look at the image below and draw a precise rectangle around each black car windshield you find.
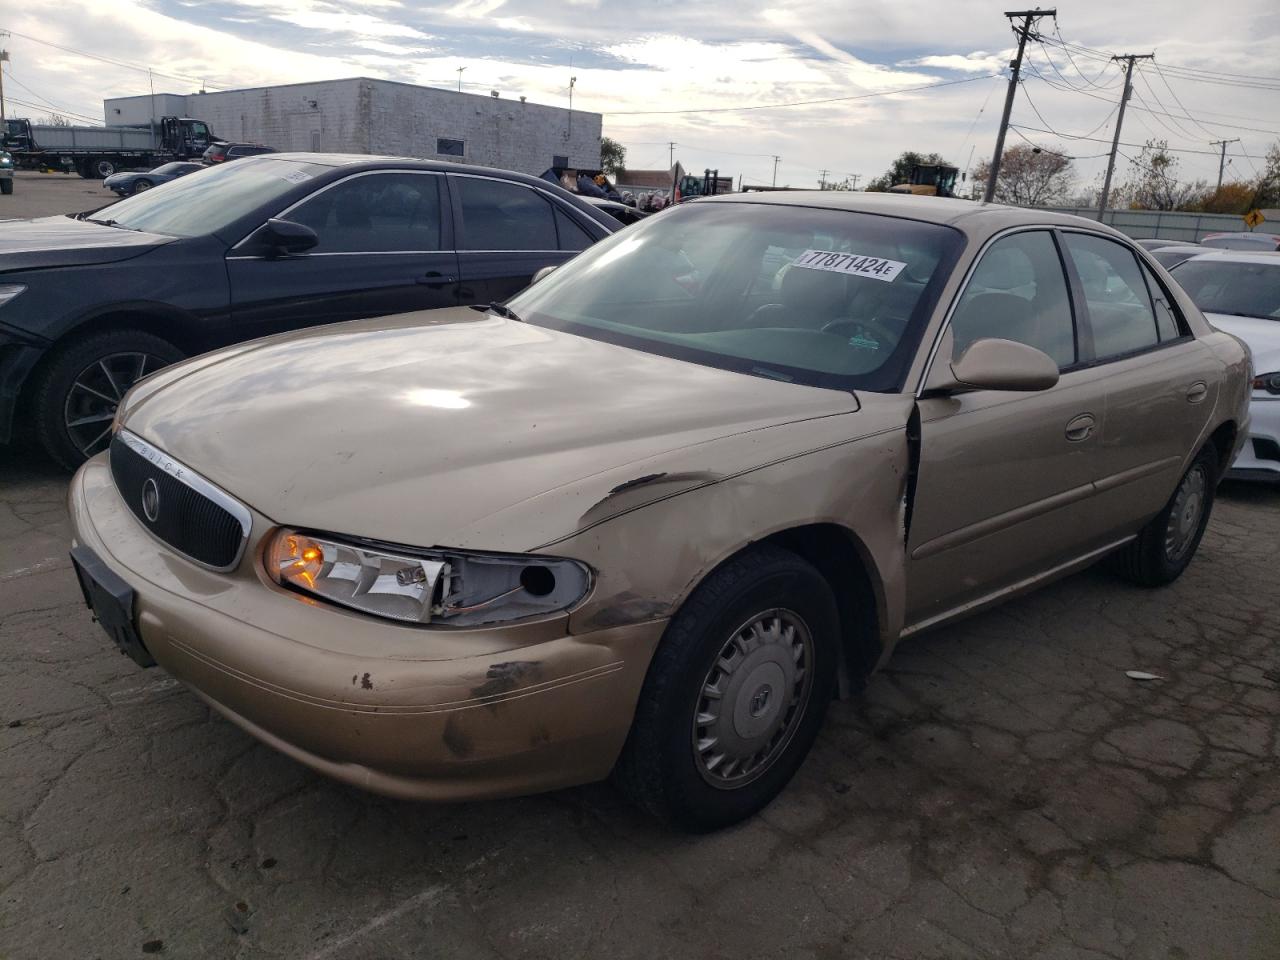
[508,201,963,392]
[1172,259,1280,321]
[84,157,331,238]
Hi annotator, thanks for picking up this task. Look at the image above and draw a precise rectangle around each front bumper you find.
[1227,398,1280,482]
[69,456,666,801]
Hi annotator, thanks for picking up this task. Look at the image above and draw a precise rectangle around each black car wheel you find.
[1109,443,1219,587]
[614,545,839,831]
[32,329,184,470]
[131,179,153,194]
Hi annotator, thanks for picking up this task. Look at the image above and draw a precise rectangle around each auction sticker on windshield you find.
[793,250,906,283]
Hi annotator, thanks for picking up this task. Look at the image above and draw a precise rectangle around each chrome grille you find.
[109,431,251,571]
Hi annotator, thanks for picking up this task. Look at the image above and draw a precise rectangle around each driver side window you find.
[950,231,1076,369]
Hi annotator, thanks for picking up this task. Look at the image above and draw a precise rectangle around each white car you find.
[1173,251,1280,482]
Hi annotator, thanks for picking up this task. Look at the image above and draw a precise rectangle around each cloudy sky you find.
[4,0,1279,193]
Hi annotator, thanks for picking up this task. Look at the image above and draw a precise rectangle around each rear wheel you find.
[614,545,839,831]
[0,179,12,196]
[32,329,184,470]
[93,158,117,179]
[131,179,153,194]
[1109,444,1218,587]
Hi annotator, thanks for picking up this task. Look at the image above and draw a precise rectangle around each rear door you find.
[226,170,461,337]
[905,229,1114,628]
[1058,231,1219,536]
[449,174,603,303]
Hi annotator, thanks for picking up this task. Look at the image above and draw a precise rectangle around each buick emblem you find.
[141,478,161,523]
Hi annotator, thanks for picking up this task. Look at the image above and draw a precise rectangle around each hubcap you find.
[63,352,166,458]
[692,608,814,789]
[1164,465,1207,562]
[134,181,151,192]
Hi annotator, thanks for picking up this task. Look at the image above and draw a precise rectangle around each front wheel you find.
[1109,444,1219,587]
[614,545,839,831]
[31,329,184,470]
[131,179,153,194]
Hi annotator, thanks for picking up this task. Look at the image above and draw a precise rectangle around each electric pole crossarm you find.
[984,9,1056,204]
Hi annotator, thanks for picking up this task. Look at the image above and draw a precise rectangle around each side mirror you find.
[530,265,557,285]
[259,218,318,256]
[932,337,1060,393]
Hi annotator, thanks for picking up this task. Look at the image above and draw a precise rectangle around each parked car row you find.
[0,154,615,468]
[56,185,1251,829]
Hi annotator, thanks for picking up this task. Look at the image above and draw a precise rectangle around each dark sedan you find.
[102,161,205,197]
[0,154,616,468]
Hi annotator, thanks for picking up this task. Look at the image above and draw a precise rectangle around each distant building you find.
[103,77,602,175]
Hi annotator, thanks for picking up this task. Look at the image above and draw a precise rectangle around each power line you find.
[1,71,102,124]
[1,27,216,89]
[1010,122,1230,157]
[604,73,1001,116]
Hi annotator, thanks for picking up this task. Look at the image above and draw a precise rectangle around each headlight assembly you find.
[266,529,591,627]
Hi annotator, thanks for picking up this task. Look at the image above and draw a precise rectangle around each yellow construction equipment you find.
[889,164,959,198]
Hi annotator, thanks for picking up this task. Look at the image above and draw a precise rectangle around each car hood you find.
[1205,313,1280,374]
[0,215,174,272]
[121,309,864,550]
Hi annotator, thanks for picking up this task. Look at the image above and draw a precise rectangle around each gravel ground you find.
[1,437,1277,960]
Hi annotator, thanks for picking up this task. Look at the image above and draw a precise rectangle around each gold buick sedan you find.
[69,193,1250,830]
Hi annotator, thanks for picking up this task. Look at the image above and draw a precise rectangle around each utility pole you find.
[771,155,781,187]
[668,142,676,169]
[1097,53,1153,217]
[985,8,1055,204]
[849,173,860,190]
[1210,138,1239,191]
[0,48,8,124]
[819,169,828,190]
[567,75,576,141]
[148,68,156,148]
[456,66,466,92]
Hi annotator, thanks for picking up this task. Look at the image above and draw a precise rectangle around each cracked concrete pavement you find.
[2,444,1278,960]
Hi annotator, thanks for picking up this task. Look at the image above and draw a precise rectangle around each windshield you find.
[1172,259,1280,321]
[150,163,189,176]
[508,201,963,392]
[84,157,331,238]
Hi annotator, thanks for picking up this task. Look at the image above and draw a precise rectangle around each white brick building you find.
[103,78,603,175]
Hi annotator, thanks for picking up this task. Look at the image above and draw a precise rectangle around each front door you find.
[905,229,1111,628]
[226,170,460,339]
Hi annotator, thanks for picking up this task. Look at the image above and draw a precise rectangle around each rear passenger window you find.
[553,206,595,251]
[1139,261,1185,342]
[1062,234,1160,360]
[950,230,1076,369]
[456,178,557,251]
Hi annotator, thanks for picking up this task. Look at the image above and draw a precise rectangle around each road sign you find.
[1244,209,1265,230]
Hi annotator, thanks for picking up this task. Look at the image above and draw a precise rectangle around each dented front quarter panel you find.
[552,392,916,662]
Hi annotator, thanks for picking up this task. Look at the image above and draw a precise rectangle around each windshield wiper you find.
[471,301,524,322]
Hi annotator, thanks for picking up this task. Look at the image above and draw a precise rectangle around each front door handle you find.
[417,272,457,288]
[1186,381,1208,404]
[1065,413,1095,442]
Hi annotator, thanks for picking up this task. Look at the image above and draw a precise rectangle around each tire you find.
[1109,444,1219,587]
[0,179,12,196]
[614,545,840,832]
[93,158,117,179]
[131,179,153,194]
[31,329,184,471]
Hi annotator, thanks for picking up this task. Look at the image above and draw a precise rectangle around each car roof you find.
[695,191,1133,241]
[1202,231,1278,240]
[1182,250,1280,265]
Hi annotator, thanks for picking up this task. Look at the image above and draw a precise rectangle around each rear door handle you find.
[417,272,457,288]
[1186,381,1208,404]
[1065,413,1095,442]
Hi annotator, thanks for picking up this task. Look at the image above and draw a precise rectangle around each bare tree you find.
[1123,139,1208,211]
[42,113,73,127]
[972,145,1074,207]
